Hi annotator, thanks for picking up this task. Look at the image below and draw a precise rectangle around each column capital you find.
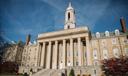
[63,39,66,43]
[77,37,81,40]
[86,37,89,40]
[55,40,58,43]
[70,38,73,42]
[43,42,46,44]
[49,41,51,43]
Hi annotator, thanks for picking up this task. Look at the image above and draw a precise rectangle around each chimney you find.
[120,17,127,33]
[26,34,31,45]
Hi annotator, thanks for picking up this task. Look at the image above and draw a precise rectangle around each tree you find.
[69,68,75,76]
[101,56,128,76]
[0,61,19,74]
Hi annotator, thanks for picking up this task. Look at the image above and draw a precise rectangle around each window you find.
[94,69,97,75]
[101,40,106,46]
[94,61,98,66]
[68,12,70,20]
[67,61,71,66]
[115,29,120,36]
[113,48,120,58]
[105,31,110,37]
[103,49,108,59]
[76,50,78,56]
[67,25,70,29]
[96,32,100,38]
[93,49,98,59]
[112,38,117,44]
[76,61,78,66]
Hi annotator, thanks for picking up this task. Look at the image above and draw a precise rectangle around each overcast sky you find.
[0,0,128,42]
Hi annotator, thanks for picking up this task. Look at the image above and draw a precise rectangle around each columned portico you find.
[37,27,90,69]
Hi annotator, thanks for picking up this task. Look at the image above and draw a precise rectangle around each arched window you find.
[103,49,108,59]
[96,32,100,38]
[113,48,120,58]
[105,31,110,37]
[68,12,70,20]
[115,29,120,36]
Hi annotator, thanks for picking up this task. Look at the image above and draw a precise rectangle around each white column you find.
[86,37,92,65]
[78,37,82,66]
[40,42,45,68]
[70,38,73,66]
[46,41,51,69]
[37,44,41,67]
[53,41,58,69]
[62,39,66,68]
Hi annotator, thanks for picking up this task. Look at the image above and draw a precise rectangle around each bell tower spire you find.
[64,2,76,29]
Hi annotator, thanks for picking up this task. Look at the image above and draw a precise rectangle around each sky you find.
[0,0,128,43]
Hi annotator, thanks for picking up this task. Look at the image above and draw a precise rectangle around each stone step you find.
[32,69,48,76]
[32,69,62,76]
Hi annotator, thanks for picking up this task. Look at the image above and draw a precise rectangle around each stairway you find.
[32,69,49,76]
[32,69,64,76]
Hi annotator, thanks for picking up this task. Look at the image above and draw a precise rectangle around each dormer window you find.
[96,32,100,38]
[115,29,120,36]
[105,31,110,37]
